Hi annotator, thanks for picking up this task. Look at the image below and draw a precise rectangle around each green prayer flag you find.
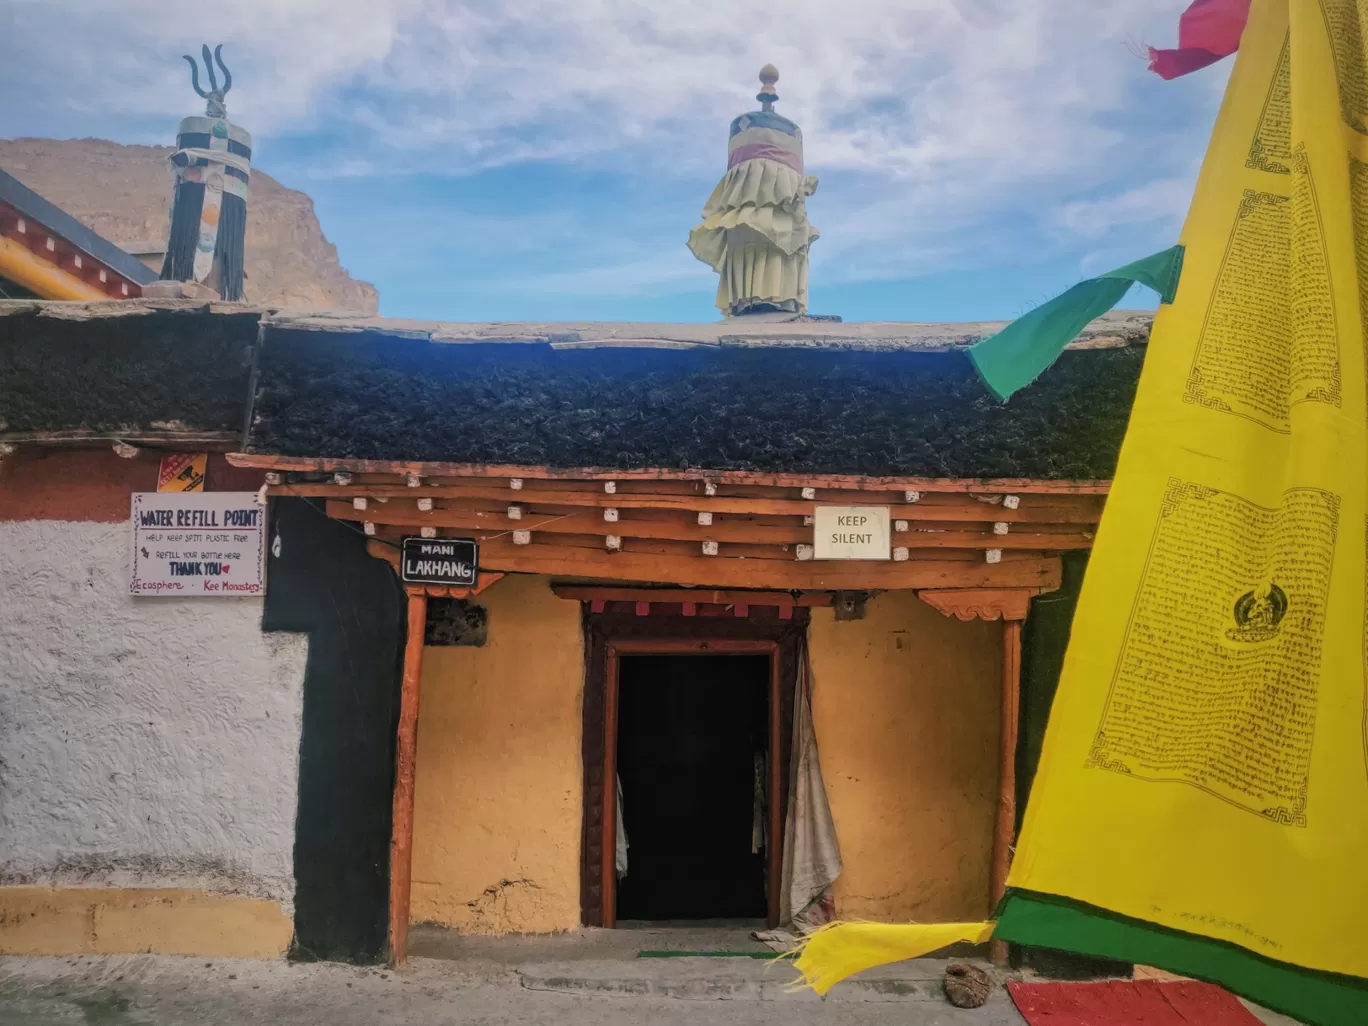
[967,245,1184,401]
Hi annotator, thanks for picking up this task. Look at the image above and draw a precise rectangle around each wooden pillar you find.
[989,617,1024,966]
[388,590,428,967]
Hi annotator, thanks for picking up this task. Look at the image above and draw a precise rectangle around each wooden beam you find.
[484,542,1061,591]
[291,484,1099,525]
[990,617,1024,967]
[373,531,1063,590]
[0,233,110,301]
[388,592,428,968]
[229,452,1112,495]
[551,586,833,607]
[367,537,401,572]
[326,500,1096,549]
[0,429,241,449]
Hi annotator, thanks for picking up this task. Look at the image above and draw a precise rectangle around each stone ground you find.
[0,925,1303,1026]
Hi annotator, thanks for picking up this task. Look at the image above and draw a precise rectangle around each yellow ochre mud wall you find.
[0,888,292,957]
[409,580,1003,933]
[409,576,586,934]
[807,591,1003,923]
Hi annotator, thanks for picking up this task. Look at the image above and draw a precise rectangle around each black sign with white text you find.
[401,537,479,587]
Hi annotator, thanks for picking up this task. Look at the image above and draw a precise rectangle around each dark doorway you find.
[615,655,770,921]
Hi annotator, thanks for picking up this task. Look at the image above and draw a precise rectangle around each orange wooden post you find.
[388,591,428,967]
[990,617,1024,966]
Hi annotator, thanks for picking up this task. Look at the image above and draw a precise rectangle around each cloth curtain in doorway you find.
[781,636,842,931]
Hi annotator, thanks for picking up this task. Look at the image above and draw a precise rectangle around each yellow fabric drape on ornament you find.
[796,0,1368,996]
[687,159,818,314]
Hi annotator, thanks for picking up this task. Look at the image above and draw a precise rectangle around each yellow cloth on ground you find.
[792,0,1368,993]
[792,922,995,996]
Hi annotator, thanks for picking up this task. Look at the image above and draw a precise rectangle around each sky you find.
[0,0,1232,323]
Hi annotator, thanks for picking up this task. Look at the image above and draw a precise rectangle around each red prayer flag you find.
[1147,0,1252,79]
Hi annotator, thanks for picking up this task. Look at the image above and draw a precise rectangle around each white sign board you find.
[813,506,891,560]
[130,492,266,596]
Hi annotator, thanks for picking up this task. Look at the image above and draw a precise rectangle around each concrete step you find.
[518,956,994,1002]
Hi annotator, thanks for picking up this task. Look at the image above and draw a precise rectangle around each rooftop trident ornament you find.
[160,44,252,301]
[688,66,820,317]
[185,44,233,118]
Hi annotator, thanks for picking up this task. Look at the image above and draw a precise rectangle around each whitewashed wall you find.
[0,520,307,909]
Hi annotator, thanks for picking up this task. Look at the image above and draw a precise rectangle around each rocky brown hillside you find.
[0,137,378,312]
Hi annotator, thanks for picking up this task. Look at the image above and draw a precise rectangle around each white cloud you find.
[1059,176,1198,240]
[0,0,1226,300]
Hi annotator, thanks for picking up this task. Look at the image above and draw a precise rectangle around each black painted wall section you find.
[262,497,405,963]
[1017,550,1090,832]
[249,329,1144,479]
[1013,551,1129,978]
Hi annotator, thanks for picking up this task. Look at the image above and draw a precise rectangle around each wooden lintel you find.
[229,452,1110,495]
[917,588,1037,622]
[489,546,1060,592]
[373,530,1060,591]
[552,585,834,607]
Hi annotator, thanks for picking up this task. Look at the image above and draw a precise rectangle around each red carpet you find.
[1007,980,1265,1025]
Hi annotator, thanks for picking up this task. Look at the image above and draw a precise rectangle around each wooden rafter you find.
[284,467,1100,593]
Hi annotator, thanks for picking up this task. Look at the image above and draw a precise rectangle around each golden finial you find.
[757,64,779,113]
